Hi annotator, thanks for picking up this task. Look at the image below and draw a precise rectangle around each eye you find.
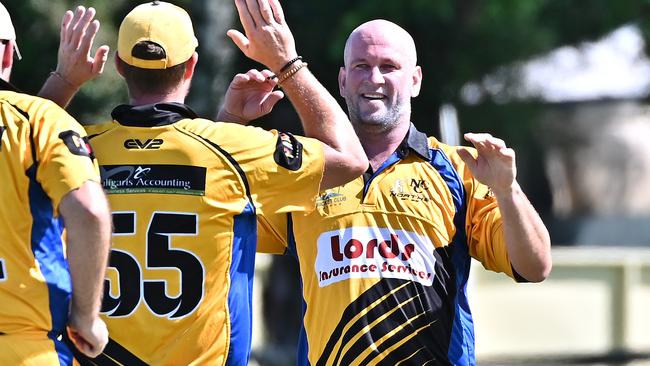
[353,63,370,70]
[380,64,398,72]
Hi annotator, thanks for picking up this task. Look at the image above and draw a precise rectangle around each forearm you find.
[494,182,552,282]
[281,67,367,188]
[38,72,80,109]
[59,181,111,319]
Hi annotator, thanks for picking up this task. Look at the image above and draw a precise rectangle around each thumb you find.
[457,148,478,174]
[226,29,250,56]
[92,45,110,75]
[261,90,285,114]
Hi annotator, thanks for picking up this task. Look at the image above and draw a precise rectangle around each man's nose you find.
[368,66,384,84]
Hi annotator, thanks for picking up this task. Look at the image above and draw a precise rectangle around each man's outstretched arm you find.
[227,0,368,190]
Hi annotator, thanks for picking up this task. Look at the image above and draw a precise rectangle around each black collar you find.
[111,102,198,127]
[395,123,431,161]
[0,79,20,92]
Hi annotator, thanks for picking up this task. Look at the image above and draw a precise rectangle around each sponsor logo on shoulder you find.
[59,130,93,158]
[315,227,436,287]
[101,164,206,196]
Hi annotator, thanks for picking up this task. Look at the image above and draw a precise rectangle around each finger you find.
[235,0,257,30]
[246,69,266,82]
[226,29,250,56]
[60,10,74,44]
[260,69,278,85]
[69,6,86,46]
[71,7,96,49]
[256,0,274,25]
[457,148,478,173]
[91,45,110,75]
[80,19,100,58]
[268,0,285,23]
[499,147,516,160]
[245,0,264,27]
[261,90,284,113]
[230,73,252,87]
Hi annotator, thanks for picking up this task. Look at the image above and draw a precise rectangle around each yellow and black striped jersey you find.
[0,79,99,365]
[80,103,324,366]
[259,123,517,366]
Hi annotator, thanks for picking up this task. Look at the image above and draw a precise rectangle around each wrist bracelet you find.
[277,61,308,86]
[280,56,302,73]
[49,71,78,89]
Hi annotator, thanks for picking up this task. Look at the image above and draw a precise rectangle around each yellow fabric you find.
[0,335,66,366]
[258,135,513,365]
[0,91,98,364]
[86,118,324,365]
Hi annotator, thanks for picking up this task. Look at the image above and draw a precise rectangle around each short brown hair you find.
[119,41,187,96]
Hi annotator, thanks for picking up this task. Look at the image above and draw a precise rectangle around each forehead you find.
[345,28,415,65]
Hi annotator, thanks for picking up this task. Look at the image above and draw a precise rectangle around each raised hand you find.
[457,133,516,195]
[227,0,298,72]
[217,69,285,125]
[56,6,109,89]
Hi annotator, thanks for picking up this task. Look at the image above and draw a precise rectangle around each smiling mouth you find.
[362,92,386,100]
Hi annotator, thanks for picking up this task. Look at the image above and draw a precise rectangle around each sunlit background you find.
[7,0,650,364]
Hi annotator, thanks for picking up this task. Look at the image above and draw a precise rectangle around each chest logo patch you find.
[315,227,436,287]
[389,178,431,202]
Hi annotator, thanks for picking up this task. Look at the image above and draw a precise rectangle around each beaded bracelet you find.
[277,61,308,86]
[266,56,304,81]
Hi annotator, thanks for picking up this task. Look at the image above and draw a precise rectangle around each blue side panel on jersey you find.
[53,336,74,366]
[429,149,475,366]
[26,165,72,339]
[226,202,257,366]
[286,214,311,366]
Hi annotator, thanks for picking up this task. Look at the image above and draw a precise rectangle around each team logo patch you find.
[100,164,206,196]
[389,178,431,202]
[316,191,347,207]
[315,227,436,287]
[273,132,303,171]
[59,130,94,158]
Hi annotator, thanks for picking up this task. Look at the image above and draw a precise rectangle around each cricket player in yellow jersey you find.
[254,20,553,366]
[0,3,111,365]
[66,1,366,365]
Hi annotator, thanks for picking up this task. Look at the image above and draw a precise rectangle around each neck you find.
[129,85,187,106]
[357,121,410,171]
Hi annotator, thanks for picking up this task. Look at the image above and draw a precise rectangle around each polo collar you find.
[395,123,431,161]
[111,102,198,127]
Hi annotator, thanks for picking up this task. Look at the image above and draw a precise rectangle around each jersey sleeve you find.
[32,100,100,210]
[447,145,515,279]
[201,123,325,218]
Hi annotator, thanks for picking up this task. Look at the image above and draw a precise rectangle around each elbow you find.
[351,154,369,177]
[520,255,553,283]
[528,261,552,283]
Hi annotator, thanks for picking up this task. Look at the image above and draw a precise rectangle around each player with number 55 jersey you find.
[70,1,367,365]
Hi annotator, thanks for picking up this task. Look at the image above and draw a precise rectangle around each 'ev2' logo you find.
[124,138,163,150]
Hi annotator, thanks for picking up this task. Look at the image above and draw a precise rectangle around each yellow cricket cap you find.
[118,1,198,69]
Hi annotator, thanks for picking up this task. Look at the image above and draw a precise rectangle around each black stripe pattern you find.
[316,246,457,366]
